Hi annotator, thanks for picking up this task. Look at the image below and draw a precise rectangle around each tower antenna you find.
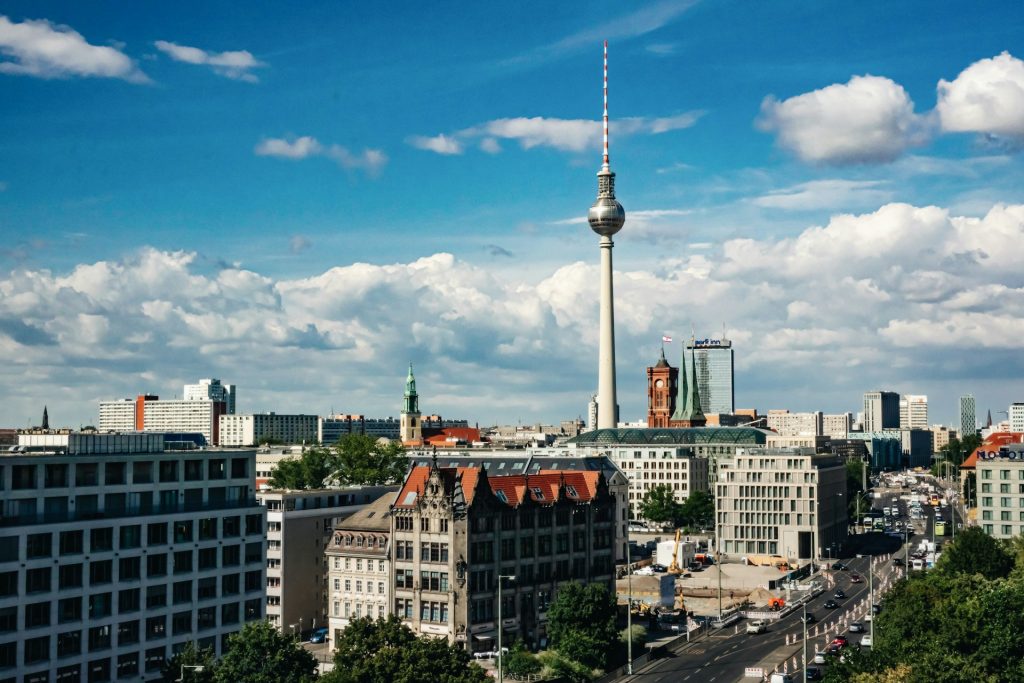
[603,39,610,170]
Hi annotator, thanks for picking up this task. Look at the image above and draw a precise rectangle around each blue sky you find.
[2,0,1023,429]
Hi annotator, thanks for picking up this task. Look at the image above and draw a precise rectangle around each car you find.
[831,635,849,648]
[861,634,873,647]
[650,563,667,572]
[309,627,329,644]
[801,613,817,624]
[634,566,656,576]
[746,619,769,634]
[831,562,848,570]
[688,562,703,572]
[872,603,882,614]
[849,621,865,633]
[834,589,846,599]
[893,558,905,566]
[850,573,863,583]
[823,599,839,609]
[805,666,823,681]
[826,644,842,656]
[814,651,828,664]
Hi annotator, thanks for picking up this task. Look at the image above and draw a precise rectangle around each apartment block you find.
[977,445,1024,539]
[390,461,616,652]
[822,413,853,439]
[219,414,318,447]
[325,493,394,649]
[0,433,265,682]
[258,487,397,638]
[766,410,822,437]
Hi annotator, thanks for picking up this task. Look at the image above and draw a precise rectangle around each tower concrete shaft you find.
[597,235,617,428]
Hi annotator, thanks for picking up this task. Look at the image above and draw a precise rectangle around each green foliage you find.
[213,620,317,683]
[322,614,489,683]
[619,624,646,657]
[504,642,542,680]
[679,489,713,528]
[638,484,683,527]
[161,642,215,683]
[963,471,977,507]
[537,650,595,683]
[826,539,1024,683]
[939,434,981,467]
[332,434,408,486]
[547,582,618,670]
[935,526,1013,580]
[268,436,407,489]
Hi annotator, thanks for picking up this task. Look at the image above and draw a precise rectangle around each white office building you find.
[822,413,853,439]
[1009,404,1024,433]
[183,379,236,416]
[899,395,928,429]
[219,414,318,447]
[97,401,135,433]
[0,433,266,681]
[715,447,847,564]
[766,410,822,437]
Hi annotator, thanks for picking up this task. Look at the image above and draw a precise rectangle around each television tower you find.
[587,40,626,430]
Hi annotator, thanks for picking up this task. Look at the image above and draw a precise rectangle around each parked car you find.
[849,621,865,633]
[831,562,848,570]
[309,627,329,644]
[634,566,656,576]
[805,667,823,681]
[831,635,849,648]
[872,603,882,614]
[823,599,838,609]
[850,574,863,583]
[814,651,828,665]
[834,589,846,599]
[861,634,873,647]
[650,563,667,572]
[688,562,703,572]
[893,558,905,566]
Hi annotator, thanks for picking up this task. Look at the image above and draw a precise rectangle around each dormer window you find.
[495,490,508,504]
[532,487,545,501]
[566,485,578,497]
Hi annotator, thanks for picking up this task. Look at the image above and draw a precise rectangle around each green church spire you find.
[403,363,419,414]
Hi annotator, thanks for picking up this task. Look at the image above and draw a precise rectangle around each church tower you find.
[670,343,707,428]
[646,348,677,427]
[400,364,423,446]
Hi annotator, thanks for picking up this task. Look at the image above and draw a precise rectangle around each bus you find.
[935,521,947,536]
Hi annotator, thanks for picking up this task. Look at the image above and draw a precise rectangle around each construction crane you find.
[668,529,683,574]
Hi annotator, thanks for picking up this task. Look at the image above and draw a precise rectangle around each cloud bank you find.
[154,40,265,82]
[255,136,387,175]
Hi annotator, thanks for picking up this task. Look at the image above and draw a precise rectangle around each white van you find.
[770,674,794,683]
[746,619,768,634]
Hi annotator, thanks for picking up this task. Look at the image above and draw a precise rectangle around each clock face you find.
[655,379,664,388]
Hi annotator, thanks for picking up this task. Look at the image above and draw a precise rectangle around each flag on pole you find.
[662,335,672,343]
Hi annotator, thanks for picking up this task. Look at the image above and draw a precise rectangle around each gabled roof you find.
[392,463,602,510]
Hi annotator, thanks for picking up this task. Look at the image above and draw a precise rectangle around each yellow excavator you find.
[668,529,683,575]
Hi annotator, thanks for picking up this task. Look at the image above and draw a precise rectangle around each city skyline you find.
[2,1,1023,426]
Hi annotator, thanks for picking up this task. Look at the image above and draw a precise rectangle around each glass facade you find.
[687,340,735,415]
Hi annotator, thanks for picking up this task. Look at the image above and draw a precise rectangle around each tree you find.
[679,490,713,529]
[963,471,977,508]
[638,484,683,528]
[935,526,1012,580]
[504,642,542,680]
[213,620,317,683]
[538,650,594,683]
[619,625,646,660]
[161,642,215,683]
[322,614,489,683]
[331,434,408,486]
[547,582,618,670]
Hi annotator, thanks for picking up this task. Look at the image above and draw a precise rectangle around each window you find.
[58,597,81,624]
[89,592,111,619]
[244,598,261,621]
[198,576,217,600]
[174,550,193,574]
[104,462,126,486]
[147,554,167,578]
[245,541,262,564]
[146,615,166,640]
[76,463,99,487]
[173,580,192,605]
[185,460,203,481]
[147,523,168,546]
[223,545,240,567]
[27,532,52,559]
[0,570,15,598]
[26,601,50,628]
[208,459,226,480]
[174,520,193,543]
[88,624,111,651]
[26,566,51,593]
[222,574,240,595]
[119,588,140,613]
[199,547,218,571]
[12,464,37,489]
[245,570,262,592]
[117,651,139,678]
[90,560,113,585]
[0,605,14,632]
[223,516,241,537]
[221,602,239,625]
[132,461,153,484]
[232,458,249,478]
[158,460,178,483]
[146,585,167,610]
[45,464,69,488]
[245,514,262,535]
[90,527,113,553]
[24,635,50,665]
[198,606,216,631]
[199,518,218,541]
[58,629,82,657]
[421,518,431,532]
[118,525,141,550]
[145,646,165,672]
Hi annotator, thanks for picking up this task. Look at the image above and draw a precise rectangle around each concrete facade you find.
[766,410,822,437]
[219,413,318,447]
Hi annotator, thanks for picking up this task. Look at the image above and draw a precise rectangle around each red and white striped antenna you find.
[602,40,610,170]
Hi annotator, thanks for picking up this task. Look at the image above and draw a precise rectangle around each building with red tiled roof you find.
[390,457,616,653]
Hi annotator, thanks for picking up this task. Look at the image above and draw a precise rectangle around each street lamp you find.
[625,500,633,675]
[179,665,205,682]
[289,623,298,641]
[497,574,516,683]
[802,602,808,683]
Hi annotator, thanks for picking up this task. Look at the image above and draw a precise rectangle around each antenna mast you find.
[602,40,609,170]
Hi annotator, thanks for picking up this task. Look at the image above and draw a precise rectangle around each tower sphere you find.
[588,186,625,237]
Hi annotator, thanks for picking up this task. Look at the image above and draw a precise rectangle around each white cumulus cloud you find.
[937,51,1024,138]
[752,179,893,211]
[0,15,148,82]
[407,134,463,155]
[255,136,387,175]
[154,40,265,82]
[758,75,928,165]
